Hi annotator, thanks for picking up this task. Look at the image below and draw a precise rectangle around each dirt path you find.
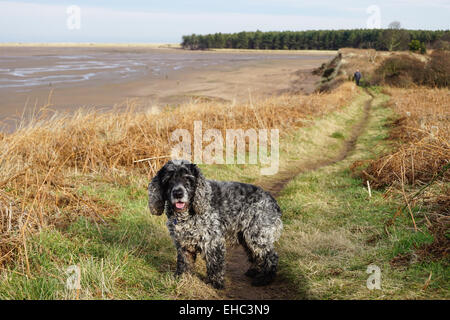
[220,90,374,300]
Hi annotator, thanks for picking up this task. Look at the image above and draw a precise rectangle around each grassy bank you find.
[0,49,448,299]
[3,85,446,299]
[0,85,367,299]
[277,90,448,299]
[0,81,356,268]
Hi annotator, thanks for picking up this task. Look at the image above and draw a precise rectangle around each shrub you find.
[374,55,426,87]
[409,40,421,52]
[425,50,450,87]
[371,51,449,88]
[322,67,335,78]
[420,42,427,54]
[409,40,427,54]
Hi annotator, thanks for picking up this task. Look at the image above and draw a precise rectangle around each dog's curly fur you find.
[148,159,283,289]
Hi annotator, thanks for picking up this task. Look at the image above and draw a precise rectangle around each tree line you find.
[181,29,449,51]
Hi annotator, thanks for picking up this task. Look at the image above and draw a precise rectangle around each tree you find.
[213,33,225,48]
[388,21,401,30]
[181,35,190,49]
[180,29,447,51]
[185,34,199,50]
[409,39,421,52]
[272,33,281,49]
[236,32,249,49]
[382,21,410,51]
[252,30,263,49]
[261,33,273,49]
[419,42,427,54]
[409,39,426,54]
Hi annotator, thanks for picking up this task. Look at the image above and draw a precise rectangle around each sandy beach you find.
[0,45,334,128]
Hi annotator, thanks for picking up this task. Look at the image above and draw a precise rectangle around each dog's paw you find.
[251,273,275,287]
[212,282,225,290]
[174,269,187,277]
[174,271,182,277]
[244,268,260,278]
[207,278,225,290]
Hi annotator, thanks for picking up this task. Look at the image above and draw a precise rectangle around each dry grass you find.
[339,48,450,89]
[0,82,356,267]
[356,86,449,262]
[210,48,337,55]
[339,48,449,263]
[340,49,449,191]
[339,48,390,79]
[338,48,430,84]
[363,87,449,187]
[317,48,401,92]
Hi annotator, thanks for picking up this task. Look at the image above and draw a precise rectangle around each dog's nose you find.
[172,188,184,199]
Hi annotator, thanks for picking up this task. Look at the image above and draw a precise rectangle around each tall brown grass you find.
[361,86,449,259]
[339,48,450,88]
[340,48,449,259]
[372,50,450,88]
[339,49,449,190]
[0,83,357,266]
[338,48,393,83]
[364,87,449,188]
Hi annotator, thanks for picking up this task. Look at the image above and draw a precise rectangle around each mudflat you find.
[0,45,334,125]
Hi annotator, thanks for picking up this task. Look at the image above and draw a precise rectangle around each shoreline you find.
[0,43,337,54]
[0,46,334,131]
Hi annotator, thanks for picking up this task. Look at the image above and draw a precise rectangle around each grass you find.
[364,86,449,187]
[331,131,345,139]
[1,85,447,299]
[209,48,338,55]
[0,49,448,300]
[0,85,363,299]
[0,82,357,268]
[276,90,449,299]
[0,180,207,299]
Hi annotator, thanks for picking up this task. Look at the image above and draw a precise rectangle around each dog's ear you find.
[148,165,166,216]
[189,163,211,215]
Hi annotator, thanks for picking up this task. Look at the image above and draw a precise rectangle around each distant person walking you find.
[354,69,362,86]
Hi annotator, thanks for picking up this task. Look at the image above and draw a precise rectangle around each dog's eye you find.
[161,172,174,184]
[184,175,195,184]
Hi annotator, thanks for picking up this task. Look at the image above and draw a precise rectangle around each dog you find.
[148,159,283,289]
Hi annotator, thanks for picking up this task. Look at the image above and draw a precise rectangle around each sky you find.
[0,0,449,43]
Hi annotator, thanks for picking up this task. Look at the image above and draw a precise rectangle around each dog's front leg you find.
[175,247,194,276]
[205,239,225,289]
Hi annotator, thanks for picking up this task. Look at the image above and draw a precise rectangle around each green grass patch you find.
[2,87,446,299]
[331,131,345,139]
[276,90,448,299]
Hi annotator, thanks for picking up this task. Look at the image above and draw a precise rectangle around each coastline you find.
[0,43,337,54]
[0,46,334,131]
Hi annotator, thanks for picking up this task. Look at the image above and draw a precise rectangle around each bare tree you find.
[388,21,401,30]
[382,21,410,51]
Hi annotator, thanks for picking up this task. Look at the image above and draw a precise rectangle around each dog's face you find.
[162,163,196,213]
[158,160,198,214]
[148,159,209,216]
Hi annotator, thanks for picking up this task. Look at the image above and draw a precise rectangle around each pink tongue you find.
[175,202,185,209]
